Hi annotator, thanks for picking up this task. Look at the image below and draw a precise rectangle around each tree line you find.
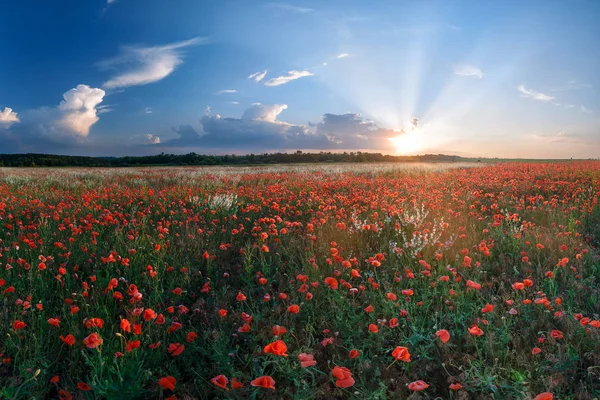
[0,151,467,167]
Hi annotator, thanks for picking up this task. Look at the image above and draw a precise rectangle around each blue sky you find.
[0,0,599,158]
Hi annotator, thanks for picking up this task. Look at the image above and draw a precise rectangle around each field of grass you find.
[1,162,599,399]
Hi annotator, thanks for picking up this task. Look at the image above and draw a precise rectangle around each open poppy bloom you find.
[273,325,287,336]
[298,353,317,368]
[263,339,288,356]
[332,366,355,388]
[408,380,430,391]
[250,375,276,390]
[211,375,229,390]
[534,393,553,400]
[83,333,103,349]
[550,330,563,340]
[324,277,338,290]
[436,329,450,343]
[391,346,411,362]
[167,343,185,356]
[158,376,177,391]
[466,280,481,290]
[449,383,462,390]
[60,334,76,346]
[468,324,484,336]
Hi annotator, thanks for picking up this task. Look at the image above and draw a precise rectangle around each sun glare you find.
[389,132,422,155]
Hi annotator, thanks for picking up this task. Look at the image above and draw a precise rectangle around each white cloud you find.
[217,89,237,94]
[580,105,593,114]
[145,107,153,114]
[0,107,20,127]
[101,37,204,89]
[56,85,105,137]
[517,85,555,101]
[107,0,117,4]
[144,134,161,144]
[264,70,313,86]
[241,103,288,122]
[266,3,314,13]
[453,64,483,79]
[230,101,240,105]
[336,53,350,59]
[248,70,268,82]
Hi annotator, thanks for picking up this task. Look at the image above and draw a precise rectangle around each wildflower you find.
[168,343,185,356]
[83,333,103,349]
[391,346,411,362]
[468,324,484,336]
[436,329,450,343]
[158,376,176,391]
[263,340,288,357]
[332,366,355,388]
[211,375,229,390]
[250,375,276,390]
[60,334,76,346]
[298,353,317,368]
[408,380,430,391]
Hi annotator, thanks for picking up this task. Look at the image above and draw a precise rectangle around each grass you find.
[0,162,599,399]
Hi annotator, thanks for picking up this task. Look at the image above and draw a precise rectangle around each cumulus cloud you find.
[518,85,555,101]
[0,84,105,149]
[101,37,204,89]
[0,107,20,127]
[217,89,237,94]
[248,70,267,82]
[453,64,483,79]
[264,70,313,86]
[56,85,106,137]
[241,103,288,122]
[144,134,161,144]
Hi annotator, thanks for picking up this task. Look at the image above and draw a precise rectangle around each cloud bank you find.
[158,104,400,151]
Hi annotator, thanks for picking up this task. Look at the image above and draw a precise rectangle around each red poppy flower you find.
[436,329,450,343]
[408,380,430,391]
[158,376,177,391]
[168,343,185,356]
[298,353,317,368]
[83,333,103,349]
[332,366,355,388]
[273,325,287,336]
[468,324,484,336]
[349,349,359,359]
[263,339,288,357]
[211,375,229,390]
[391,346,411,362]
[60,334,75,346]
[250,375,276,390]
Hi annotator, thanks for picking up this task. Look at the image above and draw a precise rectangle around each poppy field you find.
[1,162,600,399]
